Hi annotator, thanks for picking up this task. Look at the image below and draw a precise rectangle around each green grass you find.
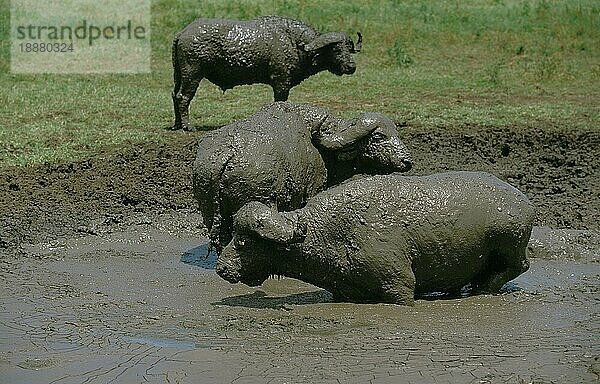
[1,0,599,166]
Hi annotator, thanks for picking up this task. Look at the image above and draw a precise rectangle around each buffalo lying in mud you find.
[192,102,412,253]
[216,171,535,305]
[172,16,362,130]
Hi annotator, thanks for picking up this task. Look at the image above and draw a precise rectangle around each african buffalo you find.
[192,102,412,253]
[216,171,534,305]
[172,16,362,130]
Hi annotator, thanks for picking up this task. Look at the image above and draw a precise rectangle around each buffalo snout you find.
[216,244,242,284]
[216,236,272,287]
[394,158,412,172]
[388,137,413,172]
[343,61,357,74]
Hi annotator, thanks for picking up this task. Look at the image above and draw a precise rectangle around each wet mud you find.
[1,213,598,383]
[1,124,599,383]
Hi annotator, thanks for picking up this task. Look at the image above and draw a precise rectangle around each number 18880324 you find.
[19,42,74,53]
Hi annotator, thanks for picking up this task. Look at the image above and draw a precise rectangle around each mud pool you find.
[1,212,598,384]
[1,125,598,383]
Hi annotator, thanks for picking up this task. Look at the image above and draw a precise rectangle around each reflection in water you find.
[123,336,196,349]
[181,243,217,270]
[506,259,599,293]
[213,290,333,309]
[419,283,474,300]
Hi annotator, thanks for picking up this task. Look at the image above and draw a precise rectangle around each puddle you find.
[180,243,217,269]
[506,258,599,293]
[3,220,599,384]
[16,358,57,370]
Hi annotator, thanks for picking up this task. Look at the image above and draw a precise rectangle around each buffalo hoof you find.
[182,123,196,132]
[172,123,196,132]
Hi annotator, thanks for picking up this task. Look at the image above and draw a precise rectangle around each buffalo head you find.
[304,32,362,76]
[216,202,304,287]
[315,112,412,173]
[358,113,412,173]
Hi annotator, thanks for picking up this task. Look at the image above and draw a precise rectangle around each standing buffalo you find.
[216,172,535,305]
[172,16,362,130]
[192,102,412,253]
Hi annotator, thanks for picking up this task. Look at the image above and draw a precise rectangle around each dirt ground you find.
[1,124,599,383]
[1,124,598,249]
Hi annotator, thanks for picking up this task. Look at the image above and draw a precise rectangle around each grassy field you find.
[0,0,598,166]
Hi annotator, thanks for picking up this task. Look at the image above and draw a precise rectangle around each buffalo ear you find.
[234,202,302,244]
[304,32,347,51]
[315,118,377,151]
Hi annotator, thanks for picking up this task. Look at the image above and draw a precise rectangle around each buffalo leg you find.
[176,80,200,131]
[173,67,201,131]
[172,89,183,130]
[383,260,416,305]
[472,245,529,293]
[272,86,289,102]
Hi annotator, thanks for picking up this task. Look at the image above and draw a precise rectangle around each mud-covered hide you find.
[217,171,535,305]
[172,15,362,130]
[192,102,412,253]
[193,103,326,253]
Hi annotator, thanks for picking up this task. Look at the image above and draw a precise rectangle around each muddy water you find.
[1,213,598,383]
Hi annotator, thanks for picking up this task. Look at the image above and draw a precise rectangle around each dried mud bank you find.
[406,125,599,231]
[0,124,598,383]
[0,125,598,251]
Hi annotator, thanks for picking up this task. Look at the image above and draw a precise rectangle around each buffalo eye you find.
[370,131,386,141]
[235,235,247,247]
